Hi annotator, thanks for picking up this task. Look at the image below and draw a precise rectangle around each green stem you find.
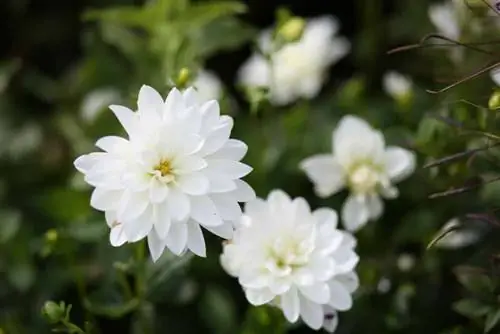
[135,240,146,299]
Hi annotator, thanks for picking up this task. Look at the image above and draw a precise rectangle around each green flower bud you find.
[41,301,65,323]
[45,229,58,243]
[175,68,191,90]
[277,17,305,43]
[489,90,500,110]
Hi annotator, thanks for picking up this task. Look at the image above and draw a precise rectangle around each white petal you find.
[165,222,188,255]
[281,287,300,323]
[105,210,118,227]
[200,100,221,133]
[117,191,149,221]
[74,153,105,174]
[203,222,234,239]
[341,195,370,232]
[122,172,150,192]
[299,297,324,330]
[95,136,128,154]
[148,229,166,262]
[176,172,210,195]
[491,67,500,86]
[211,193,242,221]
[206,159,253,179]
[190,195,223,226]
[299,283,330,304]
[333,248,359,274]
[138,85,163,115]
[337,272,360,294]
[149,178,169,203]
[313,208,338,229]
[367,194,383,220]
[123,210,153,242]
[153,204,171,239]
[90,188,121,211]
[109,105,137,135]
[328,281,352,311]
[206,174,237,193]
[385,146,416,183]
[167,188,190,221]
[173,156,207,175]
[186,220,206,257]
[245,288,275,306]
[163,88,185,119]
[110,225,127,247]
[209,139,248,161]
[300,155,346,198]
[230,180,256,202]
[322,306,339,333]
[199,116,233,156]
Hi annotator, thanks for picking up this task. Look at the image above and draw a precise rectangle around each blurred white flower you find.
[428,0,461,41]
[221,190,359,332]
[383,71,412,101]
[435,218,479,249]
[397,253,415,272]
[300,115,416,232]
[74,85,255,261]
[238,15,350,106]
[81,88,121,123]
[377,277,391,294]
[490,67,500,86]
[192,70,223,103]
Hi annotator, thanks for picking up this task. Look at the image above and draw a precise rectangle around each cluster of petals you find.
[300,115,416,232]
[74,85,255,261]
[238,15,349,106]
[221,190,359,332]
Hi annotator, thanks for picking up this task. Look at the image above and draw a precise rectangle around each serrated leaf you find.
[485,309,500,333]
[453,299,491,319]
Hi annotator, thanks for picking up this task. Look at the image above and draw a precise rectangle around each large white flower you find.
[220,190,359,332]
[74,85,255,261]
[237,15,349,106]
[300,115,416,232]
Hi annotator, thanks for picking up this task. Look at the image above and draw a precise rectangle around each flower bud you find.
[277,17,305,43]
[175,68,191,90]
[45,229,58,243]
[489,90,500,110]
[41,301,65,323]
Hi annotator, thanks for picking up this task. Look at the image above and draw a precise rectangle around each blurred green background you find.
[2,0,500,333]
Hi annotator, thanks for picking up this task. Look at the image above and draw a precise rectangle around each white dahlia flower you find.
[74,85,255,261]
[220,190,359,332]
[237,15,349,106]
[300,115,416,232]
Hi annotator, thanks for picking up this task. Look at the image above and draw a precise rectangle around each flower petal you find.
[165,222,188,255]
[122,208,153,242]
[211,193,242,221]
[153,204,171,239]
[148,229,166,262]
[341,194,370,232]
[230,180,256,202]
[199,116,233,156]
[95,136,128,154]
[299,297,324,330]
[281,287,300,323]
[149,178,169,203]
[173,156,207,175]
[117,191,149,221]
[167,188,190,221]
[176,172,209,195]
[190,195,223,226]
[203,222,234,239]
[299,283,330,304]
[90,188,121,211]
[138,85,163,116]
[186,220,206,257]
[110,225,127,247]
[209,139,248,161]
[367,194,383,220]
[245,288,275,306]
[385,146,416,183]
[313,208,338,229]
[109,105,137,135]
[328,281,352,311]
[206,159,253,179]
[300,154,346,198]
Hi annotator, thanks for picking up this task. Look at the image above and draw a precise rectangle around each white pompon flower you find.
[300,115,416,232]
[192,70,223,103]
[382,71,412,101]
[74,85,255,261]
[220,190,359,332]
[237,15,349,106]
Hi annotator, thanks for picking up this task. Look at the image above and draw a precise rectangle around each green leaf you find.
[83,6,158,31]
[8,262,35,292]
[453,299,491,319]
[455,268,493,295]
[240,306,286,334]
[174,2,247,29]
[0,209,21,243]
[66,221,107,243]
[485,309,500,333]
[197,17,257,57]
[83,298,139,319]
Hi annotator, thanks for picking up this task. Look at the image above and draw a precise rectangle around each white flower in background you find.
[435,218,479,249]
[428,0,462,41]
[192,70,223,103]
[383,71,412,101]
[490,67,500,86]
[397,253,415,272]
[74,85,255,261]
[221,190,359,332]
[81,88,121,123]
[237,15,350,106]
[300,115,416,232]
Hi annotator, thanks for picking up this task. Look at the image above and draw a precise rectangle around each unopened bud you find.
[489,90,500,110]
[41,301,65,323]
[277,17,305,43]
[45,229,58,243]
[175,68,191,90]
